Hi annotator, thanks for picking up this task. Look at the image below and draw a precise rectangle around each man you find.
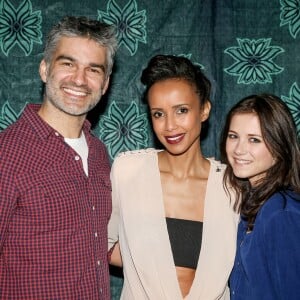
[0,16,117,299]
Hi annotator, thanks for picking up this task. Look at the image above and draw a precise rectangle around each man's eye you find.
[90,68,101,74]
[62,62,73,67]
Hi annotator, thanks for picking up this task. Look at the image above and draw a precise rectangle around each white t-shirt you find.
[65,131,89,176]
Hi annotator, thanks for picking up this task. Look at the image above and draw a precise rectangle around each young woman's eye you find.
[177,107,188,114]
[152,111,164,118]
[249,137,261,143]
[227,133,237,139]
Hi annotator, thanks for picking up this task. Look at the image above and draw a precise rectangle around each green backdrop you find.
[1,0,299,298]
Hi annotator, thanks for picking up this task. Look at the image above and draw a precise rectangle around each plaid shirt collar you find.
[23,103,92,140]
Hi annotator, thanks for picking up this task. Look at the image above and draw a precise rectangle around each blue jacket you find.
[230,189,300,300]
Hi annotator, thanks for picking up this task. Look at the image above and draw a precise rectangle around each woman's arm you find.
[109,242,123,267]
[107,160,123,267]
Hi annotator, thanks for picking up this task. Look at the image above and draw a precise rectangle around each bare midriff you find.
[176,266,196,297]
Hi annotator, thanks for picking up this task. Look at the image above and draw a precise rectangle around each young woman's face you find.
[148,78,210,156]
[226,112,275,186]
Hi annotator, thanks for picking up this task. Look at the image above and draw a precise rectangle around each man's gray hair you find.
[43,16,118,76]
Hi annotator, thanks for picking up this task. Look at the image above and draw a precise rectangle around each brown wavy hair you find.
[220,94,300,230]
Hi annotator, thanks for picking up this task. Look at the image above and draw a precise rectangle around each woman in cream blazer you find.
[109,150,238,299]
[108,55,238,299]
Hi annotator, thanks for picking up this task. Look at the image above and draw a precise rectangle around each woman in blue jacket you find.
[220,94,300,299]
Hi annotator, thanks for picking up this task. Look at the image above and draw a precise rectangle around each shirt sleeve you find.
[0,150,18,251]
[259,207,300,299]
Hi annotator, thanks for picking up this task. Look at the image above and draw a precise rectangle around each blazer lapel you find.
[150,152,183,299]
[187,159,235,300]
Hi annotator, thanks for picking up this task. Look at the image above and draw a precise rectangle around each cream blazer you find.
[108,149,239,300]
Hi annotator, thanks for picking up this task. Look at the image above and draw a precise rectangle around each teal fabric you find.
[0,0,299,298]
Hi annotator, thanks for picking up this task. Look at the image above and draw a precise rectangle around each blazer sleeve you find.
[107,159,120,251]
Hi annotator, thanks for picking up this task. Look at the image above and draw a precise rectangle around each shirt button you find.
[75,155,80,161]
[99,288,102,293]
[54,132,59,136]
[92,206,95,211]
[97,260,101,266]
[95,232,98,237]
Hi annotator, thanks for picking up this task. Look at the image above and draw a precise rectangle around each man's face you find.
[39,36,110,118]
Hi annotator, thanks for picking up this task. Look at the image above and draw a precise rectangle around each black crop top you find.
[166,217,203,269]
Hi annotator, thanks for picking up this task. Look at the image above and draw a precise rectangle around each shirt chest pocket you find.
[15,167,82,228]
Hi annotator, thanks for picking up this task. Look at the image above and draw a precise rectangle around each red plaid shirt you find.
[0,104,112,299]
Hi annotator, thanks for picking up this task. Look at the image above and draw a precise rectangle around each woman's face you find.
[226,112,275,186]
[148,78,210,156]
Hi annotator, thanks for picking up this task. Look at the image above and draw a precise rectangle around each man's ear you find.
[39,59,48,83]
[102,76,110,95]
[201,101,211,122]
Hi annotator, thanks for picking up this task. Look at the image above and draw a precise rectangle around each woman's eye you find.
[249,137,261,143]
[152,111,163,118]
[177,107,188,114]
[227,133,236,139]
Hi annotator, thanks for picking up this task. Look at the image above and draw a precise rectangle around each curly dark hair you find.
[141,54,211,108]
[220,94,300,230]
